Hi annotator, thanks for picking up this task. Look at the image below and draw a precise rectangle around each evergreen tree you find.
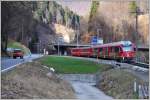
[88,1,100,32]
[129,1,137,15]
[89,1,99,21]
[56,8,62,24]
[64,7,69,27]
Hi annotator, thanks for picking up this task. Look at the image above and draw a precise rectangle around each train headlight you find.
[126,54,128,57]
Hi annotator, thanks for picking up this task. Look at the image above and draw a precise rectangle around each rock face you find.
[54,24,76,43]
[1,61,76,99]
[34,23,56,51]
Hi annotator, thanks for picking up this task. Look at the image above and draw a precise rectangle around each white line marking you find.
[1,55,44,73]
[1,62,23,73]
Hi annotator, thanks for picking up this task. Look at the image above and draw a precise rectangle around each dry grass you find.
[97,69,144,99]
[1,61,76,99]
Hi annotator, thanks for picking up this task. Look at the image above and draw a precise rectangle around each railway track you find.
[127,61,149,69]
[94,58,149,70]
[65,56,149,72]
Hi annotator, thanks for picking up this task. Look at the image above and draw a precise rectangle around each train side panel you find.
[70,41,136,61]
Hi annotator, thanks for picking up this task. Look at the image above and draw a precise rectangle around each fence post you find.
[138,85,143,99]
[134,79,137,93]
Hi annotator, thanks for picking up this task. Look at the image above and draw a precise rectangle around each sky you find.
[56,0,92,16]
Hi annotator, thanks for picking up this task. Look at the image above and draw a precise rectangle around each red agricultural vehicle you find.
[13,49,24,59]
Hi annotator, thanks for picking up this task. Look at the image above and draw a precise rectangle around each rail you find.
[128,61,149,69]
[134,80,149,99]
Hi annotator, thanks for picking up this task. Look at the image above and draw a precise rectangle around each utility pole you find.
[97,29,101,39]
[57,35,60,56]
[77,25,79,48]
[97,29,99,39]
[97,28,102,44]
[58,39,59,55]
[22,18,24,43]
[39,40,41,54]
[74,15,79,48]
[76,21,79,48]
[134,6,140,59]
[130,3,143,59]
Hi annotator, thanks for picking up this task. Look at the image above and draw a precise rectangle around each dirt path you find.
[72,82,113,99]
[57,74,113,99]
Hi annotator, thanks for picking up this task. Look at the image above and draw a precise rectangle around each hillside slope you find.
[80,1,149,45]
[2,1,80,53]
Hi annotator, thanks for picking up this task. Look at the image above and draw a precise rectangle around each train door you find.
[109,47,115,59]
[103,47,108,58]
[108,47,111,57]
[99,48,103,58]
[93,48,98,58]
[105,47,109,58]
[102,47,105,58]
[114,46,120,59]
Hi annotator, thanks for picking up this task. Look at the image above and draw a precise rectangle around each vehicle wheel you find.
[20,56,23,59]
[13,56,16,59]
[117,59,122,62]
[120,59,123,63]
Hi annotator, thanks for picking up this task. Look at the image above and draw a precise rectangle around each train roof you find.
[71,47,91,49]
[94,41,132,48]
[71,41,133,49]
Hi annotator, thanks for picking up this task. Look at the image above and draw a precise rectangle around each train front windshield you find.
[122,46,133,51]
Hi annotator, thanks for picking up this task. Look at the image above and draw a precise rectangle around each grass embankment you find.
[97,69,145,99]
[1,61,75,99]
[40,56,112,74]
[7,40,31,55]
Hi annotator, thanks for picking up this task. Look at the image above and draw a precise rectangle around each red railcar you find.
[71,47,92,57]
[70,41,136,61]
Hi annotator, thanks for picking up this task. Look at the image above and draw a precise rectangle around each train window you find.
[134,48,136,51]
[122,46,133,51]
[114,47,119,52]
[105,47,108,52]
[93,48,98,53]
[82,49,85,52]
[99,48,103,52]
[83,49,88,52]
[106,47,108,52]
[99,48,103,56]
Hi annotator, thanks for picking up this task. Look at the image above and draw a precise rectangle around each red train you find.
[70,41,136,62]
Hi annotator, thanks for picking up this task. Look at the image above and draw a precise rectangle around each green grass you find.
[7,40,30,55]
[40,56,112,74]
[133,92,139,99]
